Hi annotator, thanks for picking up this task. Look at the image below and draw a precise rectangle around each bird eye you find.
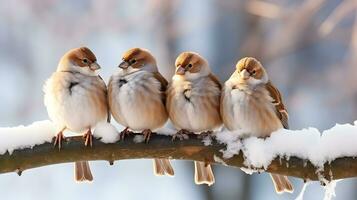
[251,70,256,75]
[187,64,193,68]
[82,58,89,64]
[130,59,136,64]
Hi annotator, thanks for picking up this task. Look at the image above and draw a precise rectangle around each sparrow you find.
[220,57,293,193]
[166,52,222,186]
[43,47,109,182]
[108,48,174,177]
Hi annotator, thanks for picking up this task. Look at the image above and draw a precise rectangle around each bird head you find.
[57,47,100,76]
[118,48,157,75]
[234,57,268,85]
[174,52,210,80]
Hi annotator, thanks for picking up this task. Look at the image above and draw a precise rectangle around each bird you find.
[166,52,222,186]
[108,47,174,177]
[43,47,109,182]
[220,57,293,193]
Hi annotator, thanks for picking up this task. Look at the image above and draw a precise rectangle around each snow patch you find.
[216,123,357,169]
[238,128,319,169]
[1,120,357,184]
[202,135,212,146]
[323,180,338,200]
[93,122,119,143]
[215,129,243,159]
[133,135,145,143]
[156,127,176,136]
[240,167,261,175]
[0,120,57,154]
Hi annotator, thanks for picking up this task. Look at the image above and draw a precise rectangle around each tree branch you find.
[0,134,356,181]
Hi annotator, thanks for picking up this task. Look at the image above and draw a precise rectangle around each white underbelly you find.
[170,95,221,132]
[227,89,282,137]
[173,99,201,131]
[111,82,167,131]
[46,93,106,133]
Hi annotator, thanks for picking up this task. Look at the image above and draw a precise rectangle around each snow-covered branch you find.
[0,121,357,181]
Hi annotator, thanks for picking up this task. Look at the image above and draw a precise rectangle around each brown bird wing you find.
[98,75,111,123]
[208,73,222,90]
[152,72,168,105]
[265,81,289,129]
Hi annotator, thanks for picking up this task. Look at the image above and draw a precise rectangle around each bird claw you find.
[83,130,93,147]
[53,132,65,150]
[142,129,152,143]
[119,127,132,141]
[172,130,190,141]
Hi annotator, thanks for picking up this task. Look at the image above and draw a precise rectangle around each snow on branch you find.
[0,120,357,181]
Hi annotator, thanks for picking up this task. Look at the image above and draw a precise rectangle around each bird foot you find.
[172,129,191,141]
[119,127,132,141]
[142,129,152,143]
[53,131,65,150]
[83,129,93,147]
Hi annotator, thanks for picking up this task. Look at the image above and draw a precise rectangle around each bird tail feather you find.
[153,159,174,177]
[194,161,215,186]
[74,161,93,182]
[270,174,294,194]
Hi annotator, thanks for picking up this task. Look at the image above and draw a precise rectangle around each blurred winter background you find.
[0,0,356,199]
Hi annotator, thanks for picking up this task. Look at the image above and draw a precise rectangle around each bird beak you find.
[176,66,186,75]
[119,61,129,69]
[240,69,250,80]
[90,62,101,71]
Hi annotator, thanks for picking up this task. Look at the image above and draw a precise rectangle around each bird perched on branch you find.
[108,48,174,177]
[220,57,293,193]
[166,52,222,186]
[43,47,109,182]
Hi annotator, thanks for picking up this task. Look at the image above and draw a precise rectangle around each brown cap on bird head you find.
[236,57,265,80]
[118,48,157,70]
[174,52,209,75]
[57,47,101,73]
